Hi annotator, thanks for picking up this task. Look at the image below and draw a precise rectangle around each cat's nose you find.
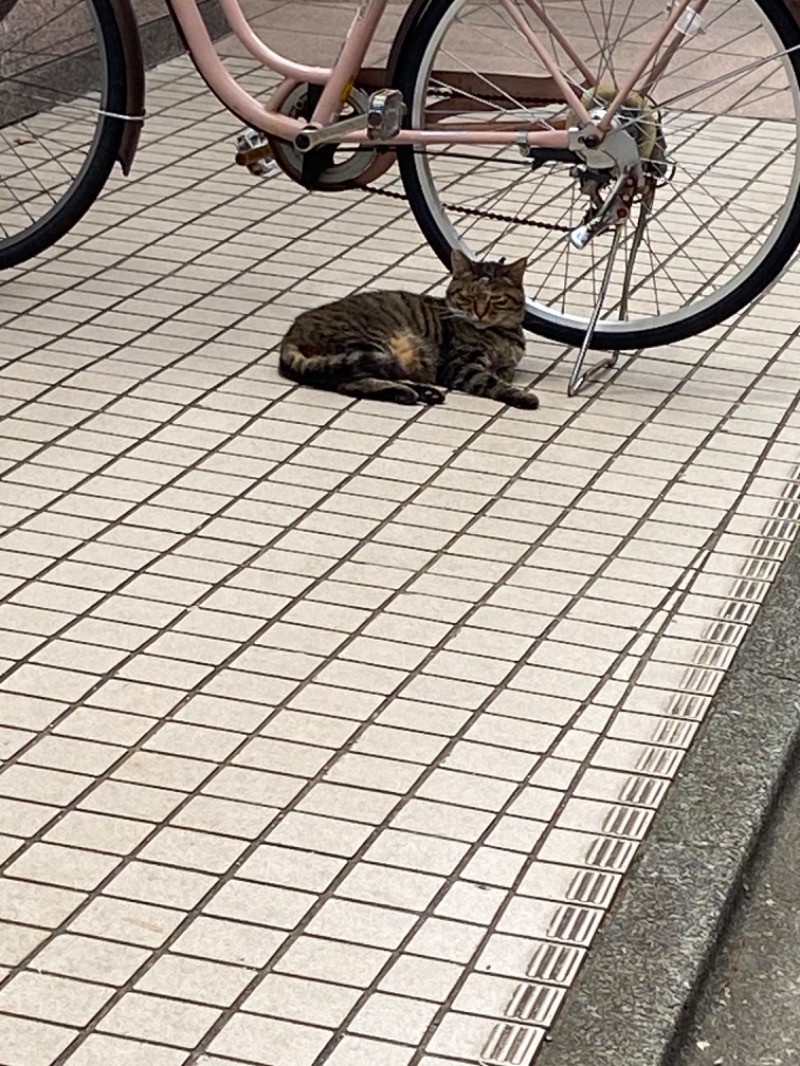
[475,298,489,317]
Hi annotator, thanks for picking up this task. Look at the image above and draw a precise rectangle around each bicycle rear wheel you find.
[0,0,126,270]
[393,0,800,350]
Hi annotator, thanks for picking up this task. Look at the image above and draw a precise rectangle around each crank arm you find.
[294,89,405,153]
[294,115,367,153]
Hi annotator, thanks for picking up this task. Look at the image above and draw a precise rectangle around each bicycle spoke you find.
[0,127,62,208]
[0,0,118,265]
[493,1,594,108]
[403,0,800,348]
[460,7,583,100]
[434,49,532,115]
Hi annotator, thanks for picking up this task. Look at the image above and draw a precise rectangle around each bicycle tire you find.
[0,0,127,271]
[392,0,800,351]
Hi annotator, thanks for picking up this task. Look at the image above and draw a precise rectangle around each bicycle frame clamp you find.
[98,109,147,122]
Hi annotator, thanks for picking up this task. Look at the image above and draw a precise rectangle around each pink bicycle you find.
[3,0,800,390]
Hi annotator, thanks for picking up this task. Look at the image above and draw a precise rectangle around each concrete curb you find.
[535,536,800,1066]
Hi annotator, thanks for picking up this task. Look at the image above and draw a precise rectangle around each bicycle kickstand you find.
[567,183,654,397]
[568,225,624,397]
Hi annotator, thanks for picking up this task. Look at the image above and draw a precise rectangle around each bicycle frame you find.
[166,0,704,149]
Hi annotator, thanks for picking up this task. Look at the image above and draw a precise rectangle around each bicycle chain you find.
[361,182,572,232]
[359,89,572,233]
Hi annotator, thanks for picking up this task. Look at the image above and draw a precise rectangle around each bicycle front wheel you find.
[394,0,800,350]
[0,0,126,270]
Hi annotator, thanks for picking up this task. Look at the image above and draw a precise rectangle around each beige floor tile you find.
[98,989,220,1044]
[208,1011,332,1065]
[34,934,150,986]
[3,7,800,1062]
[60,1034,185,1065]
[0,1016,78,1066]
[0,971,113,1026]
[136,953,254,1006]
[242,972,361,1026]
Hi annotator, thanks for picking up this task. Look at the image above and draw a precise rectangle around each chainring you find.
[267,84,396,191]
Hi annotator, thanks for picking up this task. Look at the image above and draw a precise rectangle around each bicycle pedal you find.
[235,129,281,178]
[366,89,405,141]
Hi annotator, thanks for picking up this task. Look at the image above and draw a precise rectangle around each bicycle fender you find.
[108,0,146,175]
[385,0,436,85]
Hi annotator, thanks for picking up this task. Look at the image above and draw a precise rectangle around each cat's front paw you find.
[413,384,446,405]
[505,389,540,410]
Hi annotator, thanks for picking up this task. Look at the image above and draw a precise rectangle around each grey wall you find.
[1,0,226,78]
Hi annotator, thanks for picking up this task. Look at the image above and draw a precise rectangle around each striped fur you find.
[278,251,539,409]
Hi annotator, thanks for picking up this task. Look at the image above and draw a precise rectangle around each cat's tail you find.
[279,340,395,387]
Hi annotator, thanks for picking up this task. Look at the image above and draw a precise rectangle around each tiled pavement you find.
[2,9,800,1066]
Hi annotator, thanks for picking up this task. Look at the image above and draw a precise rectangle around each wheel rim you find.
[407,0,800,340]
[0,0,111,253]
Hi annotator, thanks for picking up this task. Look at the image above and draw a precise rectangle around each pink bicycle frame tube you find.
[517,0,594,89]
[597,0,700,130]
[310,0,391,125]
[168,0,304,138]
[215,0,330,83]
[167,0,571,148]
[497,0,591,123]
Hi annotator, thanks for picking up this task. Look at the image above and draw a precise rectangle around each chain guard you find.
[267,84,396,191]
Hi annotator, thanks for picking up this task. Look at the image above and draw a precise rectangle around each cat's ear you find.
[505,257,528,284]
[450,248,473,277]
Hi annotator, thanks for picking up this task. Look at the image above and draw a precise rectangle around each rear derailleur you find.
[526,88,675,250]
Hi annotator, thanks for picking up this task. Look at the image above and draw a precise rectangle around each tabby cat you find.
[278,250,539,409]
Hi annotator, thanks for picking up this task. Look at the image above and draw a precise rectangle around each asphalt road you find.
[673,746,800,1066]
